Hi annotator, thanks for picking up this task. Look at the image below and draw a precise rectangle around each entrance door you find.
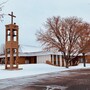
[25,60,29,64]
[29,56,37,64]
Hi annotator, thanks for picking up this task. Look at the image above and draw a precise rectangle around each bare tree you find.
[0,1,8,55]
[0,44,5,54]
[36,16,90,68]
[0,0,8,21]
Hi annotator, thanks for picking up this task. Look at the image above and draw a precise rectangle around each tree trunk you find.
[63,52,69,68]
[66,60,69,68]
[82,53,86,67]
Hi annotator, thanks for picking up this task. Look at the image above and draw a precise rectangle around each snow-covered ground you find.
[0,63,90,80]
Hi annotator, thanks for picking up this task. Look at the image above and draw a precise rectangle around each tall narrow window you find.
[7,30,10,41]
[13,30,17,41]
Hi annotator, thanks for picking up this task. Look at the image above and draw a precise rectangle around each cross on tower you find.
[8,12,16,24]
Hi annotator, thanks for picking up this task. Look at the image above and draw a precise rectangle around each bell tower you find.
[5,12,19,69]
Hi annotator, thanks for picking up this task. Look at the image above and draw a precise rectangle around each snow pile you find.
[0,63,90,80]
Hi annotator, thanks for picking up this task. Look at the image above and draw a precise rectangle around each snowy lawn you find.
[0,63,90,80]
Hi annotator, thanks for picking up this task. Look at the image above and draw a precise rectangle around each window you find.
[13,30,17,41]
[7,30,10,41]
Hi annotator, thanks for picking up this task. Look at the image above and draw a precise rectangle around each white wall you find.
[37,55,51,63]
[37,54,65,67]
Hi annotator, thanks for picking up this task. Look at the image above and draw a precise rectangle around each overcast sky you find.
[0,0,90,52]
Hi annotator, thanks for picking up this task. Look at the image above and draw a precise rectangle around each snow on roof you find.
[0,51,62,58]
[85,52,90,55]
[19,51,62,57]
[19,45,42,52]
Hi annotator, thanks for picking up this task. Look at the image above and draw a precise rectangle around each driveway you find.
[0,69,90,90]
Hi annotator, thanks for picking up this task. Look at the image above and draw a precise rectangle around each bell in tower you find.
[5,12,19,69]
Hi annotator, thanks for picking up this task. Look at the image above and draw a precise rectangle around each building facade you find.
[0,51,86,67]
[0,51,67,67]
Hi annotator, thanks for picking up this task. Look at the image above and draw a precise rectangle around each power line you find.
[19,44,41,48]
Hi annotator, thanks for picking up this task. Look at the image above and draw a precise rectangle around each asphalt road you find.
[0,69,90,90]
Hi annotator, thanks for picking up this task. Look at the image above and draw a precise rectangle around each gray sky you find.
[0,0,90,52]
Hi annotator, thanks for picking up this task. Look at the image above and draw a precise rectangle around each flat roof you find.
[0,51,62,58]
